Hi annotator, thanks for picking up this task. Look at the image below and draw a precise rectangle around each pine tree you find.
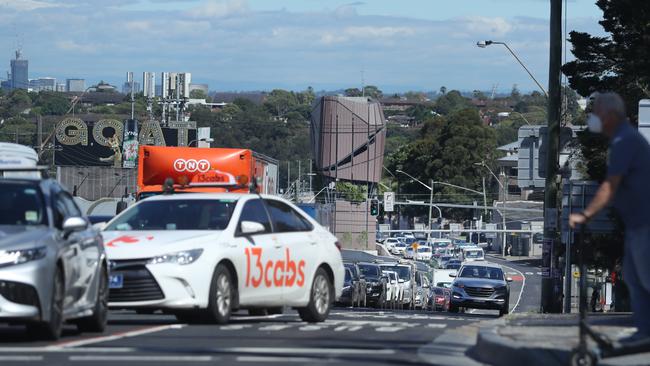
[562,0,650,120]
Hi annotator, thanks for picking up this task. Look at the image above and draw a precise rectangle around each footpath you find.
[422,253,650,366]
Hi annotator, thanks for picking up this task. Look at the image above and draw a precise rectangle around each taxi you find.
[100,193,344,324]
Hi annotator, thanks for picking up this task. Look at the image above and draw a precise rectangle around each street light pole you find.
[428,179,434,241]
[475,162,507,257]
[476,40,548,98]
[541,0,564,314]
[395,170,445,239]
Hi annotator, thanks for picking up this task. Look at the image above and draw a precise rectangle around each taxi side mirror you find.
[449,272,457,278]
[240,221,266,235]
[62,217,87,238]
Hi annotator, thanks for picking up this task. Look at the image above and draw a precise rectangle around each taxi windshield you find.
[105,199,237,231]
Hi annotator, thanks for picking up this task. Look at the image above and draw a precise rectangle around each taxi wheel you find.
[267,307,283,315]
[206,264,234,324]
[298,268,332,323]
[75,266,109,332]
[28,266,64,340]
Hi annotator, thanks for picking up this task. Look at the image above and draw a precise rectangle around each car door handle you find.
[309,241,318,246]
[274,244,282,249]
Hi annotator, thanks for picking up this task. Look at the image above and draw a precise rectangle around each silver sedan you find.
[0,178,108,340]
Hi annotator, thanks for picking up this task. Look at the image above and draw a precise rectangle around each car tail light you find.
[435,296,445,304]
[335,241,342,251]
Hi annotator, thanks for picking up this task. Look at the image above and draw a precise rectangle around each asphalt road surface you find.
[0,257,540,366]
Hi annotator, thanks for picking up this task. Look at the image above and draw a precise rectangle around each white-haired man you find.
[569,92,650,342]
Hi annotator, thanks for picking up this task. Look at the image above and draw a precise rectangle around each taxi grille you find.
[109,260,164,302]
[464,287,495,298]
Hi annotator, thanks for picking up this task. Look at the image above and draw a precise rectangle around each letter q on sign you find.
[173,159,211,173]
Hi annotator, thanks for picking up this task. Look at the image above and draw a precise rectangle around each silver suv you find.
[0,175,108,339]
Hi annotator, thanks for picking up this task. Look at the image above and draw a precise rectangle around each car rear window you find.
[359,264,379,277]
[0,182,47,226]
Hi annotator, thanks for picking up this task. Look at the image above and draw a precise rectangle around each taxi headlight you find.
[0,247,47,268]
[148,249,203,266]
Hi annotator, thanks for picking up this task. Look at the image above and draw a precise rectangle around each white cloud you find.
[187,0,248,18]
[1,0,65,11]
[457,16,513,37]
[55,40,98,54]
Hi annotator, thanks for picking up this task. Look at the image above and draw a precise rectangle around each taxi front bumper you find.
[108,260,210,310]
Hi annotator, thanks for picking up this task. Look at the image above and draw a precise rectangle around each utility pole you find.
[428,179,434,242]
[541,0,563,313]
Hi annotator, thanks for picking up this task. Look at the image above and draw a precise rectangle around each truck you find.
[137,146,278,199]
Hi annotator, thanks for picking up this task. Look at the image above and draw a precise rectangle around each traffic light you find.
[370,200,378,216]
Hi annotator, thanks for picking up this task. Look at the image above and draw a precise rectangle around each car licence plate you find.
[109,274,124,289]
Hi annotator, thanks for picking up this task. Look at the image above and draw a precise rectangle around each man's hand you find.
[569,213,588,229]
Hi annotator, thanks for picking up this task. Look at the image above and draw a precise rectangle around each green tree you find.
[435,90,472,115]
[473,90,487,100]
[363,85,383,99]
[264,89,299,117]
[387,108,496,219]
[0,116,36,145]
[190,89,207,99]
[344,88,362,97]
[562,0,650,119]
[33,92,69,115]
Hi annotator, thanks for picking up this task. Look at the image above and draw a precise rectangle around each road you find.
[0,257,541,366]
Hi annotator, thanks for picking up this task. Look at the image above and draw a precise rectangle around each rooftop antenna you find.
[490,83,499,100]
[127,72,135,120]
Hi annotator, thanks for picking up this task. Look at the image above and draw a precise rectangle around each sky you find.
[0,0,606,93]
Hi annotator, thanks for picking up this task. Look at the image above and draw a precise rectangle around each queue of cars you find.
[381,232,511,316]
[0,143,513,343]
[0,143,347,339]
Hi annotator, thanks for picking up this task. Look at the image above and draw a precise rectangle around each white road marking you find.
[236,356,332,363]
[224,347,395,355]
[525,272,534,275]
[69,355,214,362]
[219,324,252,331]
[425,324,447,329]
[0,347,137,353]
[49,324,185,349]
[258,324,293,331]
[499,263,526,313]
[299,325,325,331]
[333,325,362,332]
[0,356,43,361]
[537,272,543,275]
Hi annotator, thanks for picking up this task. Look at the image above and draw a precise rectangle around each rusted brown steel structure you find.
[311,96,386,183]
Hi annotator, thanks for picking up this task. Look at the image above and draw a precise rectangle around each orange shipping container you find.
[137,146,278,199]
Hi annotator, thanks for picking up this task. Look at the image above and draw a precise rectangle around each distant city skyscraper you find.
[122,81,141,95]
[10,50,28,90]
[37,77,56,91]
[66,78,85,92]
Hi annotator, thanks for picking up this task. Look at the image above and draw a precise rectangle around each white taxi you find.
[100,193,344,324]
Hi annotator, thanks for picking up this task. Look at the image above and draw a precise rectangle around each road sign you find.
[485,223,497,239]
[449,223,462,235]
[384,192,395,212]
